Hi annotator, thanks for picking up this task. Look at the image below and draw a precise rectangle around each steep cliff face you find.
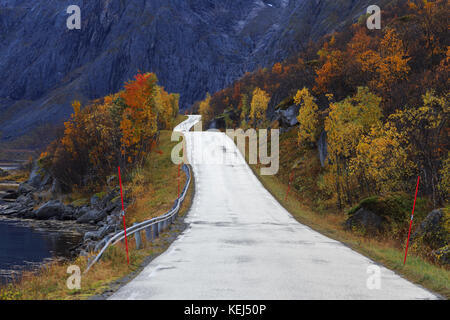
[0,0,378,147]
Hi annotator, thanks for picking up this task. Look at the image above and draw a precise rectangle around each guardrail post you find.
[135,230,142,249]
[153,223,158,238]
[145,226,152,242]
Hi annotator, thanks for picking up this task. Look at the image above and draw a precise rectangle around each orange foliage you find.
[40,72,179,190]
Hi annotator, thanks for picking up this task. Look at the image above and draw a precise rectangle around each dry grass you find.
[126,130,187,225]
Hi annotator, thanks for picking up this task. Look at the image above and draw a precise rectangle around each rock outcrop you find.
[274,104,300,129]
[412,209,449,250]
[317,131,328,167]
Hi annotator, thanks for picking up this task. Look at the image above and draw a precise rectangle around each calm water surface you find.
[0,219,83,284]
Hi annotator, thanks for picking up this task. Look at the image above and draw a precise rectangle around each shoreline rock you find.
[0,179,127,257]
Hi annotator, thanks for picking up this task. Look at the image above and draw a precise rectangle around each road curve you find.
[110,115,438,300]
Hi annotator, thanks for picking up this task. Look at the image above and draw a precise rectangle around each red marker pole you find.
[403,176,420,265]
[284,171,295,201]
[118,166,130,265]
[178,163,181,198]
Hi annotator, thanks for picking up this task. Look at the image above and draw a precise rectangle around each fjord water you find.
[0,219,82,285]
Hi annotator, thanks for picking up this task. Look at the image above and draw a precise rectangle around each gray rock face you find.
[274,104,300,128]
[27,161,51,190]
[0,0,379,147]
[318,130,328,167]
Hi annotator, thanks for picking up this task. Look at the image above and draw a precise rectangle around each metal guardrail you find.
[84,163,192,273]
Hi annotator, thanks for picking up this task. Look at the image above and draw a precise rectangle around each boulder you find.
[76,208,106,224]
[412,209,449,250]
[433,245,450,265]
[73,206,90,219]
[60,206,76,220]
[34,200,65,220]
[345,208,385,235]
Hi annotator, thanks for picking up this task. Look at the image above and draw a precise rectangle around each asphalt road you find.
[110,115,438,300]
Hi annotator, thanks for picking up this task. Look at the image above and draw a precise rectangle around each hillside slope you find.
[0,0,382,148]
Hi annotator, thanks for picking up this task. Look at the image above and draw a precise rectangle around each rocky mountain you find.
[0,0,381,149]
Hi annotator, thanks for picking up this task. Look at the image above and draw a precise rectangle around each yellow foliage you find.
[324,87,382,207]
[250,87,270,128]
[294,87,319,146]
[351,123,411,193]
[199,92,213,124]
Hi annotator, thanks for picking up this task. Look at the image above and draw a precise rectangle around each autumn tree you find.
[350,122,410,195]
[239,93,250,128]
[324,87,382,208]
[199,92,213,124]
[250,87,270,128]
[120,72,159,166]
[294,87,320,147]
[40,72,179,191]
[358,28,410,98]
[388,90,449,205]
